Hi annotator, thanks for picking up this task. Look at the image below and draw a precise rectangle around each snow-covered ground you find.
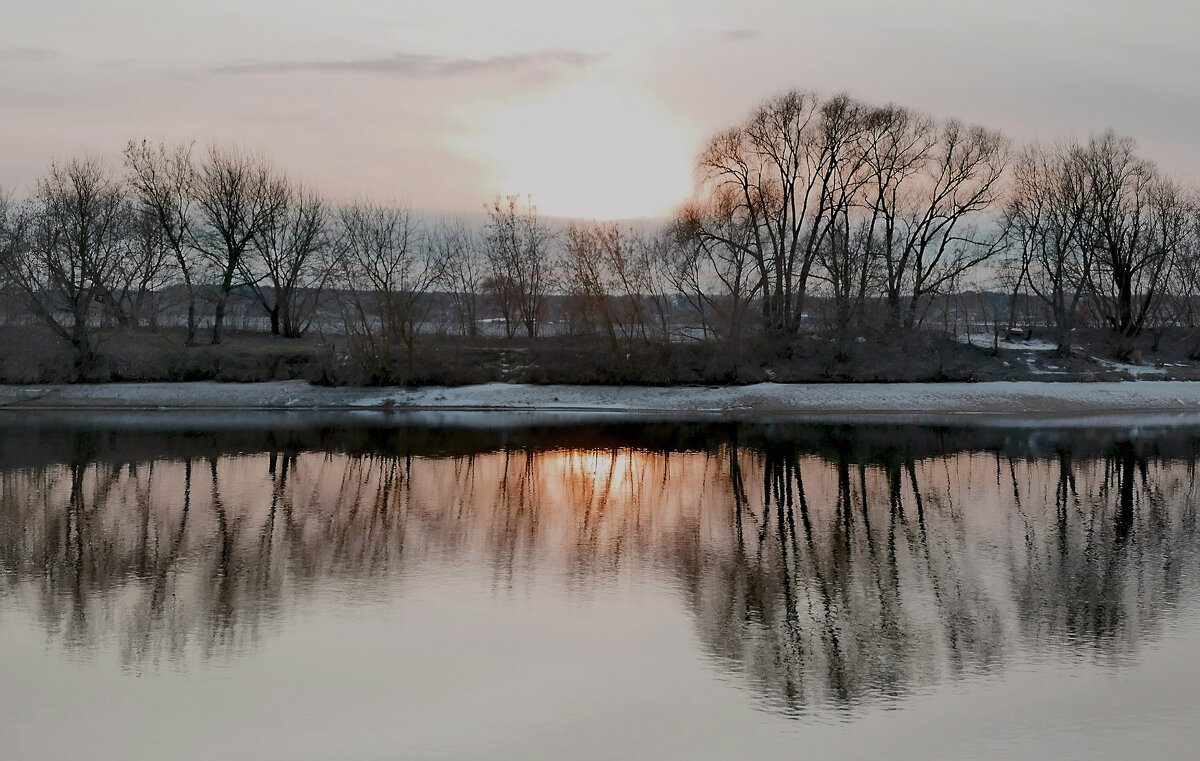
[961,332,1184,379]
[1091,358,1168,378]
[5,380,1200,424]
[961,333,1059,352]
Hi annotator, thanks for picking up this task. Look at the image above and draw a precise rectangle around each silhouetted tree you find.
[192,145,287,344]
[244,181,332,337]
[1003,141,1094,354]
[0,157,127,376]
[1081,132,1189,346]
[429,219,485,338]
[484,195,554,338]
[334,202,445,383]
[124,140,205,344]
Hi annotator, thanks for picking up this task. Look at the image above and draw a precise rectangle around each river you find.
[1,413,1198,759]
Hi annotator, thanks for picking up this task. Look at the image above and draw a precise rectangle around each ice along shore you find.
[6,380,1200,424]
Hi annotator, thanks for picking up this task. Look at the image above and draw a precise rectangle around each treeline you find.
[678,92,1196,355]
[0,141,674,381]
[1,88,1198,384]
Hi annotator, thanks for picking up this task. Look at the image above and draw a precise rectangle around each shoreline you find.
[4,380,1200,425]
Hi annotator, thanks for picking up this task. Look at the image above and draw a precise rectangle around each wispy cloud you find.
[213,50,601,78]
[0,47,61,63]
[719,29,760,42]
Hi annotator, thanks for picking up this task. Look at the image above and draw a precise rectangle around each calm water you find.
[2,413,1199,760]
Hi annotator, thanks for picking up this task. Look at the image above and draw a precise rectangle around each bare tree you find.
[671,200,759,353]
[660,218,713,341]
[0,158,127,376]
[598,223,667,345]
[124,140,203,345]
[104,203,176,329]
[192,145,287,344]
[0,191,20,282]
[1003,142,1094,354]
[484,195,555,338]
[243,182,332,337]
[687,91,831,337]
[1082,132,1188,344]
[0,191,27,326]
[561,221,617,343]
[1160,202,1200,354]
[428,219,485,338]
[883,120,1009,329]
[562,221,671,347]
[639,231,681,346]
[810,97,876,335]
[847,106,936,333]
[686,93,1007,338]
[335,203,445,383]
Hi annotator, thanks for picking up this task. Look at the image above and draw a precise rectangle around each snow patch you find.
[5,380,1200,421]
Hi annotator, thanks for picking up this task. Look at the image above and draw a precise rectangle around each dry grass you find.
[4,324,1199,387]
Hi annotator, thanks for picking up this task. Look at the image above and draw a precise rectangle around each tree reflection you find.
[1009,444,1199,662]
[0,422,1198,714]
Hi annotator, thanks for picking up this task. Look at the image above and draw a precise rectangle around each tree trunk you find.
[185,297,197,347]
[212,265,236,345]
[1055,325,1072,357]
[1118,276,1134,336]
[211,297,226,345]
[887,291,904,330]
[71,310,95,380]
[903,295,920,330]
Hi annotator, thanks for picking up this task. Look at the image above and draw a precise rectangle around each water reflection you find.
[1,416,1198,716]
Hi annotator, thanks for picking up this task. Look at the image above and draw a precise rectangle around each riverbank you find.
[8,325,1200,388]
[5,380,1200,424]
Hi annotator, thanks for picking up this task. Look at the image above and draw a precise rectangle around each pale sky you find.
[2,0,1198,219]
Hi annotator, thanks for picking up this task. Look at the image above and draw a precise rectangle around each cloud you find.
[0,47,60,63]
[213,50,601,78]
[719,29,760,42]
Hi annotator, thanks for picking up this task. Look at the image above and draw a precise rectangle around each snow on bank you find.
[960,334,1059,352]
[5,380,1200,423]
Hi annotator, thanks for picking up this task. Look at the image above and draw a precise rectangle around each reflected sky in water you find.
[1,414,1199,760]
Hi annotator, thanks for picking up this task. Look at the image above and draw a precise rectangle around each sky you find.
[2,0,1198,219]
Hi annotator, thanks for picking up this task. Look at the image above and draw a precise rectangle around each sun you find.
[453,81,697,220]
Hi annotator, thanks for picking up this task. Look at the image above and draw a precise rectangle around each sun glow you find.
[455,81,697,220]
[541,448,639,501]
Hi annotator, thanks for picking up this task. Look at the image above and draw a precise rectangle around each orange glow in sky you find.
[455,81,697,220]
[2,1,1198,219]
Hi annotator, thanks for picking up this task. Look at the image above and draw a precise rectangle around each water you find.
[2,413,1199,760]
